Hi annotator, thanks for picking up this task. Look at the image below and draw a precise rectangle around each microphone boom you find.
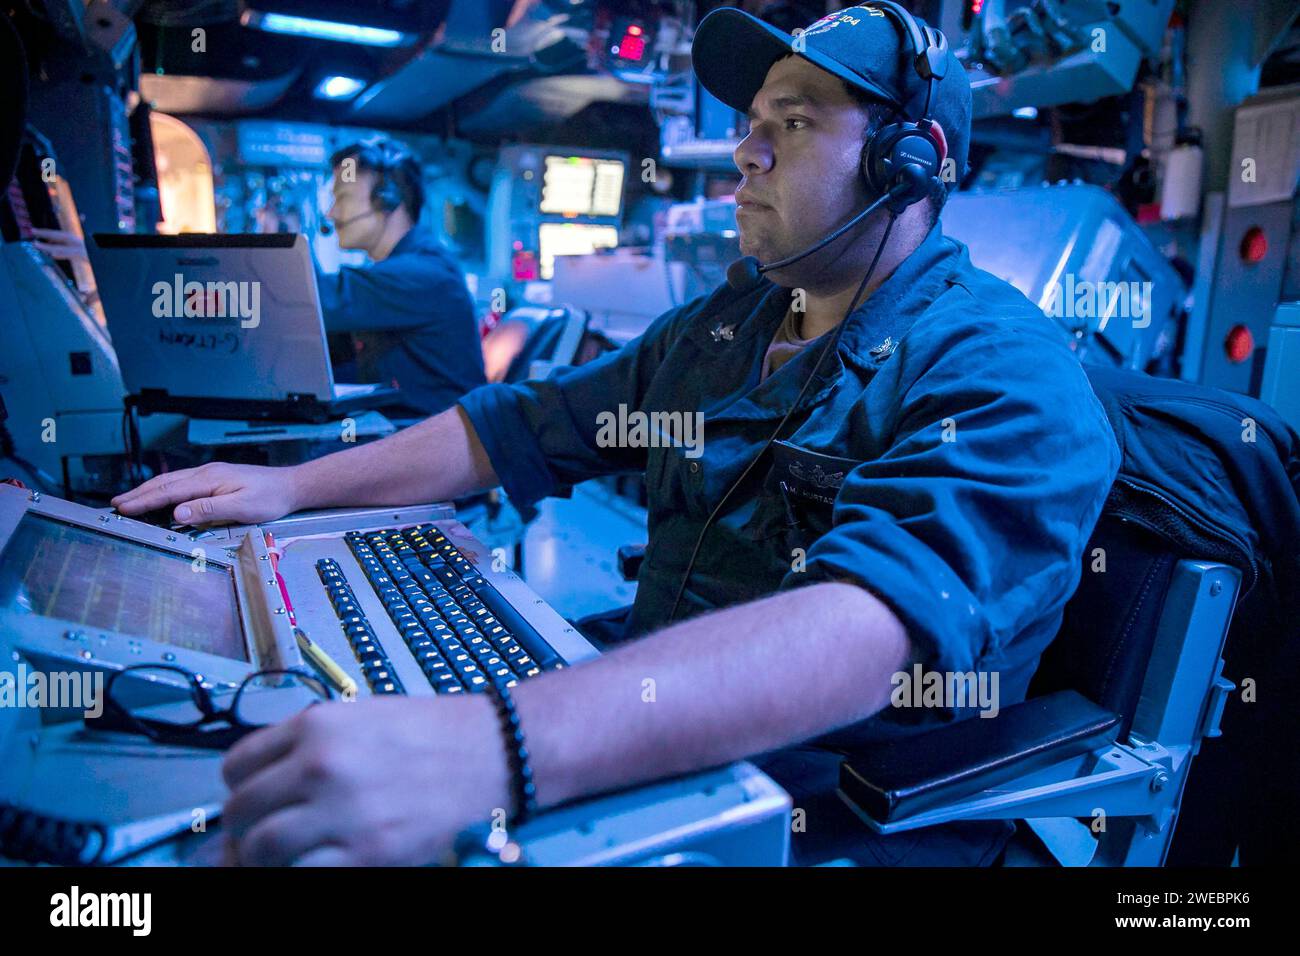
[724,183,905,291]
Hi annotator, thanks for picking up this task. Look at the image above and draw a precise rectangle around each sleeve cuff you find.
[458,383,557,509]
[781,540,985,681]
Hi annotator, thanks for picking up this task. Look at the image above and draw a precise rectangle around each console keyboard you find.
[315,524,563,696]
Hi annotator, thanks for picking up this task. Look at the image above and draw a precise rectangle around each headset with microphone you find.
[669,2,950,623]
[319,209,378,236]
[725,184,902,292]
[319,139,420,236]
[726,1,948,293]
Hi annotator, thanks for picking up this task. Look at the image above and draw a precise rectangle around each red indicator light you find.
[512,250,538,282]
[1240,226,1267,263]
[1225,324,1254,363]
[618,32,646,61]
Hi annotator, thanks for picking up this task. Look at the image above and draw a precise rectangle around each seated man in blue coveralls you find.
[318,138,486,416]
[114,5,1120,866]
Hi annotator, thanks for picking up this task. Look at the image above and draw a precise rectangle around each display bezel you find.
[0,484,296,690]
[539,154,626,219]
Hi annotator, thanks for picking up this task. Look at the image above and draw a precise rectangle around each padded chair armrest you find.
[839,690,1120,824]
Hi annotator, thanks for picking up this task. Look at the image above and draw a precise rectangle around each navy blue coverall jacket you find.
[462,222,1119,742]
[460,222,1120,864]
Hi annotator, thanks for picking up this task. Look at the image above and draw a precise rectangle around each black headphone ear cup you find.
[862,124,899,200]
[370,145,422,216]
[862,126,893,199]
[372,178,402,213]
[365,141,406,213]
[867,123,941,209]
[859,138,874,193]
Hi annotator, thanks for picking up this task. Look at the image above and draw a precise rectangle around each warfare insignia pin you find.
[710,323,735,342]
[789,459,846,490]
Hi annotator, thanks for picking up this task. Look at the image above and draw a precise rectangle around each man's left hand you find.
[220,695,510,866]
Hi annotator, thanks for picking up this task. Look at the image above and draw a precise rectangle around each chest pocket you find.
[741,440,864,549]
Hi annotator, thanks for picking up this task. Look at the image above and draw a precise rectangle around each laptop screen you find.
[87,233,335,405]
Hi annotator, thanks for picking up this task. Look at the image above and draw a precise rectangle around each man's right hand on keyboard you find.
[112,461,301,528]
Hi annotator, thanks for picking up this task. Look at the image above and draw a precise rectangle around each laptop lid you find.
[87,233,335,403]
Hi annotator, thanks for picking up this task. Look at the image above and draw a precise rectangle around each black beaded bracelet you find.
[484,679,537,827]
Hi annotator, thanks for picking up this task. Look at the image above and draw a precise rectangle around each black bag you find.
[1082,365,1300,865]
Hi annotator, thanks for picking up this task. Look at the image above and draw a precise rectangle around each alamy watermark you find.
[50,886,151,936]
[595,404,705,459]
[1043,274,1153,330]
[891,664,1000,718]
[0,663,104,718]
[151,274,261,328]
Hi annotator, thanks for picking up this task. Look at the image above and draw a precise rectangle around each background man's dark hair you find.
[329,140,425,222]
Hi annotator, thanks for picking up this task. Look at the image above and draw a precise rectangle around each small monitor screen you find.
[540,156,625,218]
[0,513,247,661]
[537,222,619,280]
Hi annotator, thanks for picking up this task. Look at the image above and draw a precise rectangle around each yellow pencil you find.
[294,627,358,698]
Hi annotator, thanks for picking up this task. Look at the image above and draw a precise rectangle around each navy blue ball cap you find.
[691,4,971,188]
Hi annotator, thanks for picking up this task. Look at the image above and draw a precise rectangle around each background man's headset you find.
[669,2,950,623]
[320,139,421,235]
